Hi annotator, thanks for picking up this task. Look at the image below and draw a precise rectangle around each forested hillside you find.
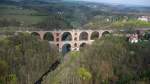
[0,0,150,84]
[0,0,150,31]
[43,36,150,84]
[0,33,59,84]
[0,33,150,84]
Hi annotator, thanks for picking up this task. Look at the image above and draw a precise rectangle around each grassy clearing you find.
[0,5,48,26]
[0,5,38,15]
[0,15,47,26]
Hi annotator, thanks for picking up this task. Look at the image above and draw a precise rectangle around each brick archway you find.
[90,31,99,40]
[61,32,72,41]
[79,32,88,40]
[62,43,71,54]
[43,32,54,41]
[80,43,87,48]
[102,31,110,37]
[31,32,41,39]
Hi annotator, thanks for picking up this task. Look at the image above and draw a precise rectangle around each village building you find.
[129,33,139,43]
[138,16,150,22]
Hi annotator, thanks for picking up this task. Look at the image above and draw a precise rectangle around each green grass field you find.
[0,5,39,15]
[0,5,48,26]
[0,15,47,26]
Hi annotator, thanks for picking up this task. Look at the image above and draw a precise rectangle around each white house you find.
[138,16,150,22]
[129,34,138,43]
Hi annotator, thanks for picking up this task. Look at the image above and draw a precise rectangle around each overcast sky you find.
[79,0,150,6]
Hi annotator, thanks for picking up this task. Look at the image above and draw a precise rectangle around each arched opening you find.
[43,32,54,41]
[80,43,87,49]
[74,43,77,47]
[144,32,150,40]
[61,32,72,41]
[62,44,71,54]
[79,32,88,40]
[90,31,99,40]
[31,32,40,39]
[56,44,59,47]
[102,31,110,37]
[74,37,77,41]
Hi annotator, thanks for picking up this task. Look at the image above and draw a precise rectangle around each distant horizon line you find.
[6,0,150,7]
[64,0,150,7]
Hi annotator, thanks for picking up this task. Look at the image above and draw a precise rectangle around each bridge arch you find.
[43,32,54,41]
[62,43,71,54]
[61,32,72,41]
[80,43,87,48]
[144,32,150,40]
[79,32,88,40]
[31,32,41,39]
[102,31,110,37]
[90,31,99,40]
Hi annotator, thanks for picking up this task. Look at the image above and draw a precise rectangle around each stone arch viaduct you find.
[24,29,112,53]
[16,28,150,53]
